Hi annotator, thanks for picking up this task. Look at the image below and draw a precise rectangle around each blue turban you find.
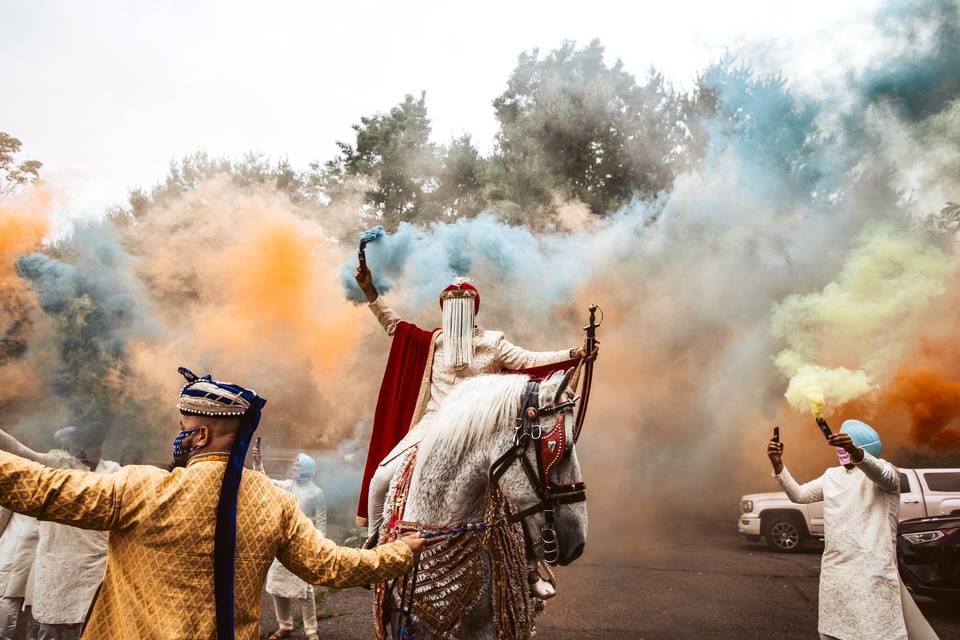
[296,453,317,478]
[840,419,882,458]
[178,366,266,640]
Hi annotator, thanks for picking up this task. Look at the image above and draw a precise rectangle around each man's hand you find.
[575,337,600,362]
[827,433,864,463]
[251,446,264,472]
[767,437,784,474]
[400,533,427,557]
[354,265,378,303]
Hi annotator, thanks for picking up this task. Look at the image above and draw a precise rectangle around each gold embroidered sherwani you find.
[0,450,412,639]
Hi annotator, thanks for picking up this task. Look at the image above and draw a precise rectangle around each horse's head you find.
[495,368,588,566]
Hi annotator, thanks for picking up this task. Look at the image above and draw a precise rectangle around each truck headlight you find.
[740,500,754,514]
[902,530,945,545]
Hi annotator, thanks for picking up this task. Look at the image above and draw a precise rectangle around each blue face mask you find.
[172,427,202,463]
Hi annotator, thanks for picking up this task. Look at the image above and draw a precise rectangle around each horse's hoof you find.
[531,578,556,600]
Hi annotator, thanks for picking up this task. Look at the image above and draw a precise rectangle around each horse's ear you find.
[554,367,576,404]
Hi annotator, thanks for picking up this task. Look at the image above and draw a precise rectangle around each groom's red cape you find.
[356,320,577,524]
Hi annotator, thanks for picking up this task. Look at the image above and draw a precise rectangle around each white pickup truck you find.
[738,468,960,552]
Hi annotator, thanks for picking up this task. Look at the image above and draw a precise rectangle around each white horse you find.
[378,369,588,640]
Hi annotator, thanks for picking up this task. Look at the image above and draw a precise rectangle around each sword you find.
[574,304,602,442]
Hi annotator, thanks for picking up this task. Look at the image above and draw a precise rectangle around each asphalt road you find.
[261,522,960,639]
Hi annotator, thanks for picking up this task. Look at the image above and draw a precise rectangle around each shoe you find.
[531,578,556,600]
[268,630,293,639]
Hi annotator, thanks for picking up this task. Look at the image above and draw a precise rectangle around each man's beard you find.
[442,296,475,367]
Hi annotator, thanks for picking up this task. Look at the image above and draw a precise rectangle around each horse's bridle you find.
[489,379,587,564]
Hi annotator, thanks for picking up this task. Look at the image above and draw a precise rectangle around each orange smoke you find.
[0,187,51,283]
[206,213,364,375]
[885,365,960,447]
[112,178,370,450]
[0,187,53,422]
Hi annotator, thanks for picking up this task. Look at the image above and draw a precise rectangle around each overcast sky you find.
[1,0,885,218]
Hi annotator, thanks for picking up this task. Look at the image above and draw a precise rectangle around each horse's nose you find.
[558,542,584,566]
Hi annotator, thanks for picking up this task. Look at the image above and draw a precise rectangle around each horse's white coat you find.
[387,370,588,639]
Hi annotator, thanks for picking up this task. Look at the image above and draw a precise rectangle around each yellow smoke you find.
[771,223,959,416]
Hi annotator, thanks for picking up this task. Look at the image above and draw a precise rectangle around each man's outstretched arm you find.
[0,429,60,466]
[0,450,123,531]
[276,498,413,588]
[497,336,576,370]
[774,467,825,504]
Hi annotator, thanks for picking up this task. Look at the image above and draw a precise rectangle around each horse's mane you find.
[415,374,529,474]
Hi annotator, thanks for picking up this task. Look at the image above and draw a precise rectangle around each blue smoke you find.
[15,223,156,428]
[861,0,960,121]
[340,215,594,311]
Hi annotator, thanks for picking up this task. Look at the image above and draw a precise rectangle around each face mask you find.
[836,447,852,466]
[172,427,202,464]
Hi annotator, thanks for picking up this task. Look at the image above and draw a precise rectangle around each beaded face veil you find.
[439,278,479,368]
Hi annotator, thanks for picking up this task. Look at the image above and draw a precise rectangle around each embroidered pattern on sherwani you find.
[30,457,120,624]
[0,450,412,640]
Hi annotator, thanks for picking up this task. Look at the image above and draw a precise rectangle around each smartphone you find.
[255,436,262,451]
[815,416,833,441]
[773,426,780,443]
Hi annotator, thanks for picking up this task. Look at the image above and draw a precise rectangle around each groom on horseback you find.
[354,265,598,597]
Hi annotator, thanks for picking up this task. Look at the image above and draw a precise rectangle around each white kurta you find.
[0,430,120,624]
[776,455,906,640]
[0,512,39,598]
[369,297,571,463]
[265,479,326,600]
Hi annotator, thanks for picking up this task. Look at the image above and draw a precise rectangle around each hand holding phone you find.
[767,426,784,473]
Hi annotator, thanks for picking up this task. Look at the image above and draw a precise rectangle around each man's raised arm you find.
[0,428,60,466]
[0,450,123,531]
[368,297,402,336]
[355,265,402,336]
[276,499,412,588]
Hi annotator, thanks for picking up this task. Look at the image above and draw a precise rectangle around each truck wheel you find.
[763,515,806,553]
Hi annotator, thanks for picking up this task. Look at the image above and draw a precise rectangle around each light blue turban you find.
[296,453,317,478]
[54,426,78,446]
[840,419,882,458]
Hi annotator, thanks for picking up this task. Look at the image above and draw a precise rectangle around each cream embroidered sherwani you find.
[776,455,906,640]
[369,297,571,463]
[0,449,412,640]
[265,478,326,599]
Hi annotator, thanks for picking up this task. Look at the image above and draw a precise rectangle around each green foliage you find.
[317,94,487,230]
[490,40,700,215]
[0,132,42,198]
[117,40,715,229]
[117,151,315,219]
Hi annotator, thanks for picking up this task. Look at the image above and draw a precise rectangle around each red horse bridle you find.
[489,378,586,564]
